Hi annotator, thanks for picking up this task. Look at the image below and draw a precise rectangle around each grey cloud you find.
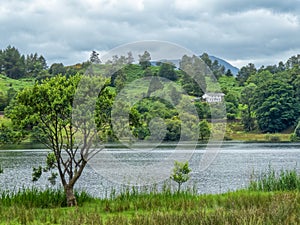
[0,0,299,68]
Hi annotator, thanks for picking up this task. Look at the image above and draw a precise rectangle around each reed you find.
[248,165,300,191]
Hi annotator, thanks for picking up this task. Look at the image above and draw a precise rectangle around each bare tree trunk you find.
[65,185,77,207]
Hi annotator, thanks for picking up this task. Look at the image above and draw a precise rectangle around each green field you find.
[0,74,34,93]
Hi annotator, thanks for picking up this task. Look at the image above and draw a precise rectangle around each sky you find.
[1,0,300,68]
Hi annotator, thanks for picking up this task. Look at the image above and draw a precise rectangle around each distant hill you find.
[209,55,239,76]
[151,55,239,76]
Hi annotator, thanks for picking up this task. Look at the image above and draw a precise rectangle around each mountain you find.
[209,55,239,76]
[151,55,239,76]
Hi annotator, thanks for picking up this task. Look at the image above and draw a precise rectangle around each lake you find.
[1,142,300,198]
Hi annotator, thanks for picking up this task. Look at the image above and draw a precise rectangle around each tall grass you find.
[248,165,300,191]
[1,171,300,224]
[1,190,299,224]
[0,187,93,208]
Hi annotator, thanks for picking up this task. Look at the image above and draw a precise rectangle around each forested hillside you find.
[1,45,300,144]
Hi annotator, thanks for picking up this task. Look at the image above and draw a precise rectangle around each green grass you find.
[0,74,34,93]
[0,188,93,208]
[0,181,300,224]
[226,132,291,142]
[0,190,299,224]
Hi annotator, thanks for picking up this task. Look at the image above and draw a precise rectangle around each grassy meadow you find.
[0,74,34,93]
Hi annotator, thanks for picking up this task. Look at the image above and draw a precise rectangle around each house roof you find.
[202,93,225,98]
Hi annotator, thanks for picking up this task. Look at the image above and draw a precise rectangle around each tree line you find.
[237,54,300,133]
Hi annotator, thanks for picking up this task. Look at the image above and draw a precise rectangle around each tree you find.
[7,74,109,206]
[211,60,225,79]
[253,78,298,133]
[126,51,134,64]
[138,51,151,69]
[179,55,207,97]
[225,69,233,77]
[90,50,101,64]
[158,62,177,81]
[240,83,257,131]
[200,53,212,68]
[49,63,66,76]
[291,120,300,142]
[237,63,257,86]
[2,46,26,79]
[224,92,239,120]
[25,53,47,77]
[286,54,300,69]
[199,119,210,140]
[0,120,22,146]
[170,161,191,193]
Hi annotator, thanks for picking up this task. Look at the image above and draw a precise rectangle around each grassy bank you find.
[226,132,291,142]
[225,122,293,142]
[1,166,300,225]
[0,190,299,225]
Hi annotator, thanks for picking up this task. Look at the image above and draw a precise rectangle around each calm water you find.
[1,142,300,197]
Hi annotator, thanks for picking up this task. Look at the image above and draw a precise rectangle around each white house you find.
[202,93,225,103]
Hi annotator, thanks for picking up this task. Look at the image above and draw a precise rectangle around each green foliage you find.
[200,53,226,79]
[252,77,298,133]
[0,164,3,173]
[32,153,58,185]
[132,97,179,141]
[25,53,47,77]
[291,120,300,142]
[6,74,110,206]
[147,76,163,97]
[236,63,256,85]
[0,122,23,145]
[240,83,257,131]
[248,166,300,191]
[49,63,66,76]
[164,116,181,141]
[0,46,47,79]
[170,161,191,193]
[138,51,151,70]
[0,91,7,111]
[179,55,207,97]
[158,62,177,81]
[0,46,26,79]
[199,119,210,140]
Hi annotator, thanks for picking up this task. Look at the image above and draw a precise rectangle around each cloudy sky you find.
[1,0,300,68]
